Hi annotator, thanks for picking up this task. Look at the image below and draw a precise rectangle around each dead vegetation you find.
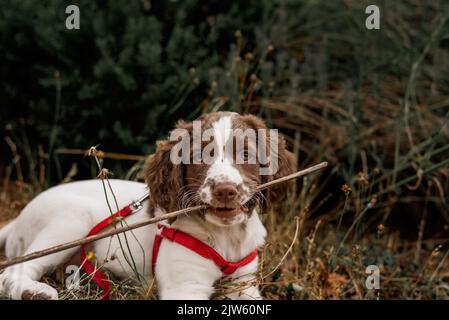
[1,168,448,300]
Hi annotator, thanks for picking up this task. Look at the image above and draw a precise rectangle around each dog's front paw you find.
[1,275,59,300]
[20,282,58,300]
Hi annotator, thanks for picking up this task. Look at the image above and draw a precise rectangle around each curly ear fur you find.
[240,114,297,211]
[144,140,183,212]
[144,120,192,212]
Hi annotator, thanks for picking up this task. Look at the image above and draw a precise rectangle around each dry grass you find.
[1,173,448,300]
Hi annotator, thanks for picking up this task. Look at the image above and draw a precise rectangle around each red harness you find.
[152,225,258,276]
[80,203,259,300]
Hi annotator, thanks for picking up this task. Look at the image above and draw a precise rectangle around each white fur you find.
[0,221,15,248]
[199,115,245,203]
[207,115,243,186]
[0,180,266,300]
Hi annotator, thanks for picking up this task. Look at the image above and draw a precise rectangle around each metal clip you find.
[130,191,150,213]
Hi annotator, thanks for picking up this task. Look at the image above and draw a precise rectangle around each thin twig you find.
[55,148,145,161]
[261,216,300,280]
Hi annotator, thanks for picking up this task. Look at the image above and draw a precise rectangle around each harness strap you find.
[151,226,259,276]
[80,205,133,300]
[81,208,259,300]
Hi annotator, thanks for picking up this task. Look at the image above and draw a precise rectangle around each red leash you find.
[81,196,258,300]
[80,205,134,300]
[80,193,149,300]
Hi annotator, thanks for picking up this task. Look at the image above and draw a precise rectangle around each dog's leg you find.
[156,265,218,299]
[159,284,216,300]
[155,241,221,300]
[0,219,91,300]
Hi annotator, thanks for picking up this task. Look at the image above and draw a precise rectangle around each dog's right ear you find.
[144,120,192,212]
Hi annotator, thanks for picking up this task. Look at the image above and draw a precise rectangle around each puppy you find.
[0,111,295,300]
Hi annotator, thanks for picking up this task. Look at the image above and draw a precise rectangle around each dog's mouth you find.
[208,206,248,218]
[205,196,257,219]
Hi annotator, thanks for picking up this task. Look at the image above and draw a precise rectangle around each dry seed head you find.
[367,196,377,208]
[86,145,103,158]
[341,183,351,195]
[324,246,334,258]
[97,168,113,179]
[377,224,385,237]
[351,245,361,260]
[357,172,369,186]
[432,245,442,257]
[250,74,259,82]
[235,30,242,38]
[86,251,96,261]
[245,52,254,61]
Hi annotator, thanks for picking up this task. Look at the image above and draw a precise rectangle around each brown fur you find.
[237,114,297,210]
[144,120,192,212]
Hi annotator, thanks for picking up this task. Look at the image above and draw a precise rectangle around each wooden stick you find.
[55,148,145,161]
[256,161,328,191]
[0,162,327,270]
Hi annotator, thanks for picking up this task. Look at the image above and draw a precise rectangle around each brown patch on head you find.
[235,114,297,211]
[231,114,264,187]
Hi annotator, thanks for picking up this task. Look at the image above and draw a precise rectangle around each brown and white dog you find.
[0,111,295,300]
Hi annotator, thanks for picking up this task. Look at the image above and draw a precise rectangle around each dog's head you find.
[145,112,296,226]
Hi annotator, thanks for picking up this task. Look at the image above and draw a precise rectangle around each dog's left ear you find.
[144,120,192,212]
[239,114,297,211]
[144,139,183,212]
